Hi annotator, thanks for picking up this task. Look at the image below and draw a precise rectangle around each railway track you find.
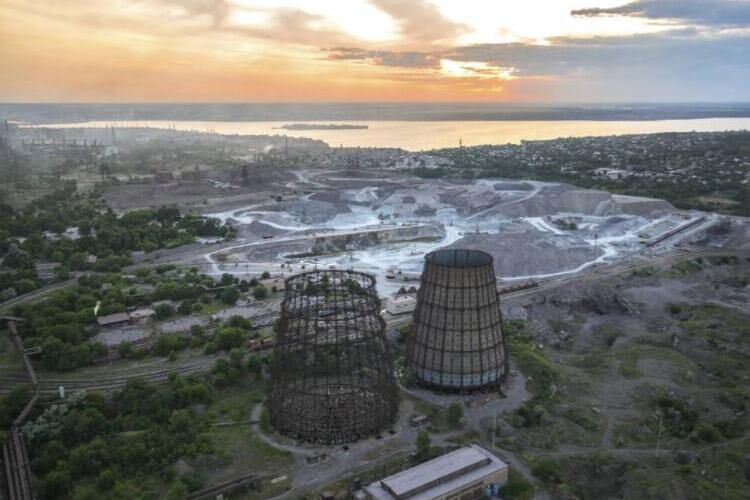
[187,473,266,500]
[2,321,37,500]
[0,356,220,395]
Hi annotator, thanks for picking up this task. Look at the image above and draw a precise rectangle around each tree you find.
[416,430,431,460]
[2,246,33,269]
[446,402,464,429]
[246,353,262,375]
[154,335,183,357]
[252,284,268,300]
[225,315,251,330]
[165,480,189,500]
[219,286,240,305]
[177,300,193,315]
[155,303,175,320]
[54,266,70,281]
[44,469,72,498]
[215,327,244,351]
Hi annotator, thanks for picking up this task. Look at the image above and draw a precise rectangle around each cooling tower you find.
[268,270,398,445]
[406,249,507,392]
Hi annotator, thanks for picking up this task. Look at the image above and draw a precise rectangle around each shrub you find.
[252,285,269,301]
[155,303,175,320]
[219,286,240,305]
[531,458,564,485]
[446,402,464,429]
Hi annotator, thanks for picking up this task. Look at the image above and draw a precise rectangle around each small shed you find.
[96,312,131,327]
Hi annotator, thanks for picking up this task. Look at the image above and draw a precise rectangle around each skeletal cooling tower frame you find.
[268,269,399,445]
[406,249,508,392]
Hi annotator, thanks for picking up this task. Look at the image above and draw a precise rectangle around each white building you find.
[364,444,508,500]
[386,295,417,316]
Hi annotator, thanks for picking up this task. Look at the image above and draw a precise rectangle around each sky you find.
[1,0,749,102]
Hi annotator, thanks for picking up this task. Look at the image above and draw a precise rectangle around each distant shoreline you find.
[273,123,368,130]
[4,102,750,125]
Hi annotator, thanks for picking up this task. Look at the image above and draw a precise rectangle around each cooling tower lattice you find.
[268,270,398,444]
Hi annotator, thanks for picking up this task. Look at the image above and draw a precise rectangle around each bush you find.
[252,284,269,301]
[177,301,193,315]
[446,402,464,429]
[154,334,183,357]
[691,422,721,443]
[155,303,175,320]
[219,286,240,305]
[214,328,244,351]
[531,458,564,485]
[503,469,535,500]
[416,430,431,459]
[225,315,251,330]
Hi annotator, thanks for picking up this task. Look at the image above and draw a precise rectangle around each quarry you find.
[185,168,719,299]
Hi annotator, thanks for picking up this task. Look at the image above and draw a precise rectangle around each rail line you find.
[0,357,220,395]
[187,473,266,500]
[1,320,38,500]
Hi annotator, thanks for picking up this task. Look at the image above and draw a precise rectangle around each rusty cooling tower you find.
[268,270,398,445]
[406,249,507,391]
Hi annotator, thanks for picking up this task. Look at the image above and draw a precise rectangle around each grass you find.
[0,331,23,376]
[245,476,291,499]
[663,259,704,277]
[444,429,481,445]
[502,468,535,500]
[508,340,561,400]
[207,426,293,476]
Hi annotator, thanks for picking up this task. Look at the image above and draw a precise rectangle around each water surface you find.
[26,118,750,150]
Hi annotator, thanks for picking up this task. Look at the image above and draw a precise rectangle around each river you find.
[24,117,750,151]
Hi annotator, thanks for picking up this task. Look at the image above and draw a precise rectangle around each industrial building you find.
[406,249,507,391]
[386,295,417,315]
[268,270,398,445]
[364,444,508,500]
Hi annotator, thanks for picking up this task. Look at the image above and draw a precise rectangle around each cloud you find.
[325,47,440,68]
[449,29,750,100]
[147,0,230,27]
[369,0,469,44]
[571,0,750,28]
[220,8,355,47]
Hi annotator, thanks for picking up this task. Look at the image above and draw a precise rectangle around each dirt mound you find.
[446,230,601,278]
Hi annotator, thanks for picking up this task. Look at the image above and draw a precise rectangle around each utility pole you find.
[492,410,497,448]
[656,413,663,455]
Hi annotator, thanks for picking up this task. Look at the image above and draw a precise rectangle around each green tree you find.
[44,469,72,498]
[165,480,189,500]
[177,300,193,315]
[215,327,244,351]
[155,303,175,320]
[220,286,240,305]
[446,402,464,429]
[252,284,269,300]
[416,430,431,460]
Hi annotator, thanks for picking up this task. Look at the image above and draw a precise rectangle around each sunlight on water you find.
[25,118,750,151]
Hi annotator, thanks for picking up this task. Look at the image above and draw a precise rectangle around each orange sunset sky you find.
[1,0,749,102]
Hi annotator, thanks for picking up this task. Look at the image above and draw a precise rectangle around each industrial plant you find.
[406,249,508,392]
[268,270,399,445]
